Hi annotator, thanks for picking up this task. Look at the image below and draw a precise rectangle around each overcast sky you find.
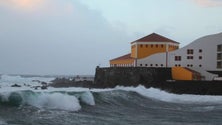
[0,0,222,75]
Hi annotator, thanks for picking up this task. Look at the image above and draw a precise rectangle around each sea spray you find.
[0,91,82,111]
[24,92,81,111]
[116,85,222,104]
[79,91,95,106]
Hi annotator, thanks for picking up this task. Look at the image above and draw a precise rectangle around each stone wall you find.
[94,67,172,88]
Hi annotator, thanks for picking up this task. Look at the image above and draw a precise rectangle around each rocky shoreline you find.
[50,77,222,95]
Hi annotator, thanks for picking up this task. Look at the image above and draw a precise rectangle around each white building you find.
[137,32,222,80]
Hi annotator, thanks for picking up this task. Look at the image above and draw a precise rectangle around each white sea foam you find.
[116,85,222,104]
[0,74,54,87]
[0,119,7,125]
[79,91,95,106]
[0,91,81,111]
[24,92,81,111]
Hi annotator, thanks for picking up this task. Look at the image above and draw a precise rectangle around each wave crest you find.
[0,90,96,111]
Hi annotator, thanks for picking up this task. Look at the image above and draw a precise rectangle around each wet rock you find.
[11,84,21,87]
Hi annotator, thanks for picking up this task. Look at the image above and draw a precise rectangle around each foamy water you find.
[116,85,222,104]
[1,75,222,125]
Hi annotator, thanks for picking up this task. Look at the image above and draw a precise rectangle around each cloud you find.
[0,0,131,75]
[0,0,45,12]
[192,0,222,7]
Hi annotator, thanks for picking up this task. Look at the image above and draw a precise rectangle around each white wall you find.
[137,32,222,80]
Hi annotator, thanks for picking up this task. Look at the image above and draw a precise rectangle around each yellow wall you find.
[137,44,166,59]
[168,45,179,51]
[131,45,136,58]
[110,59,134,66]
[172,67,193,80]
[131,44,178,59]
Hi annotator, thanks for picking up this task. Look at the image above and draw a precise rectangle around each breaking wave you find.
[1,85,222,112]
[0,90,95,111]
[116,85,222,104]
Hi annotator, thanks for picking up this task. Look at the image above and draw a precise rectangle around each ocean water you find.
[1,75,222,125]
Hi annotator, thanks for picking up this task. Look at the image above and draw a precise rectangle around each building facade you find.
[110,32,222,80]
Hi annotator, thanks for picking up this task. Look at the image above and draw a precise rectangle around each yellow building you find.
[110,33,180,67]
[172,67,201,80]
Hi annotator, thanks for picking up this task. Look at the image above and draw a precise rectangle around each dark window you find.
[178,64,181,67]
[199,65,202,67]
[217,61,222,69]
[187,64,190,67]
[190,64,193,67]
[187,56,193,60]
[140,64,143,66]
[217,45,222,52]
[199,56,202,60]
[161,64,163,67]
[140,45,143,48]
[156,45,158,48]
[156,64,158,67]
[151,44,153,48]
[199,49,202,53]
[187,49,194,54]
[175,64,178,67]
[175,56,181,61]
[217,53,222,60]
[150,64,153,67]
[146,45,148,48]
[145,64,148,67]
[161,44,164,48]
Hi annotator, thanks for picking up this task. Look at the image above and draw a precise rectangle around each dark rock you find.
[11,84,21,87]
[41,85,47,90]
[50,77,94,88]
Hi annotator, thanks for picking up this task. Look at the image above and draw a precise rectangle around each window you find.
[140,45,143,48]
[199,65,202,67]
[146,45,148,48]
[199,49,202,53]
[217,53,222,60]
[217,61,222,69]
[161,44,164,48]
[145,64,148,67]
[199,56,202,60]
[175,64,178,67]
[151,44,153,48]
[161,64,163,67]
[190,64,193,67]
[175,56,181,61]
[178,64,181,67]
[156,44,158,48]
[187,64,190,67]
[155,64,158,67]
[140,64,143,67]
[150,64,153,67]
[217,45,222,52]
[187,56,193,60]
[187,49,194,54]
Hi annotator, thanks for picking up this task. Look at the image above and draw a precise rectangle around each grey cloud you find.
[0,0,132,75]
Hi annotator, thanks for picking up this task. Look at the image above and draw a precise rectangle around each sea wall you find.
[94,67,222,95]
[94,67,172,88]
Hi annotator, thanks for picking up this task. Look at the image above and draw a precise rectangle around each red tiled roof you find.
[110,53,134,61]
[131,33,179,44]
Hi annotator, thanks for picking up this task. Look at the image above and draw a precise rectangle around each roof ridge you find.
[131,33,179,44]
